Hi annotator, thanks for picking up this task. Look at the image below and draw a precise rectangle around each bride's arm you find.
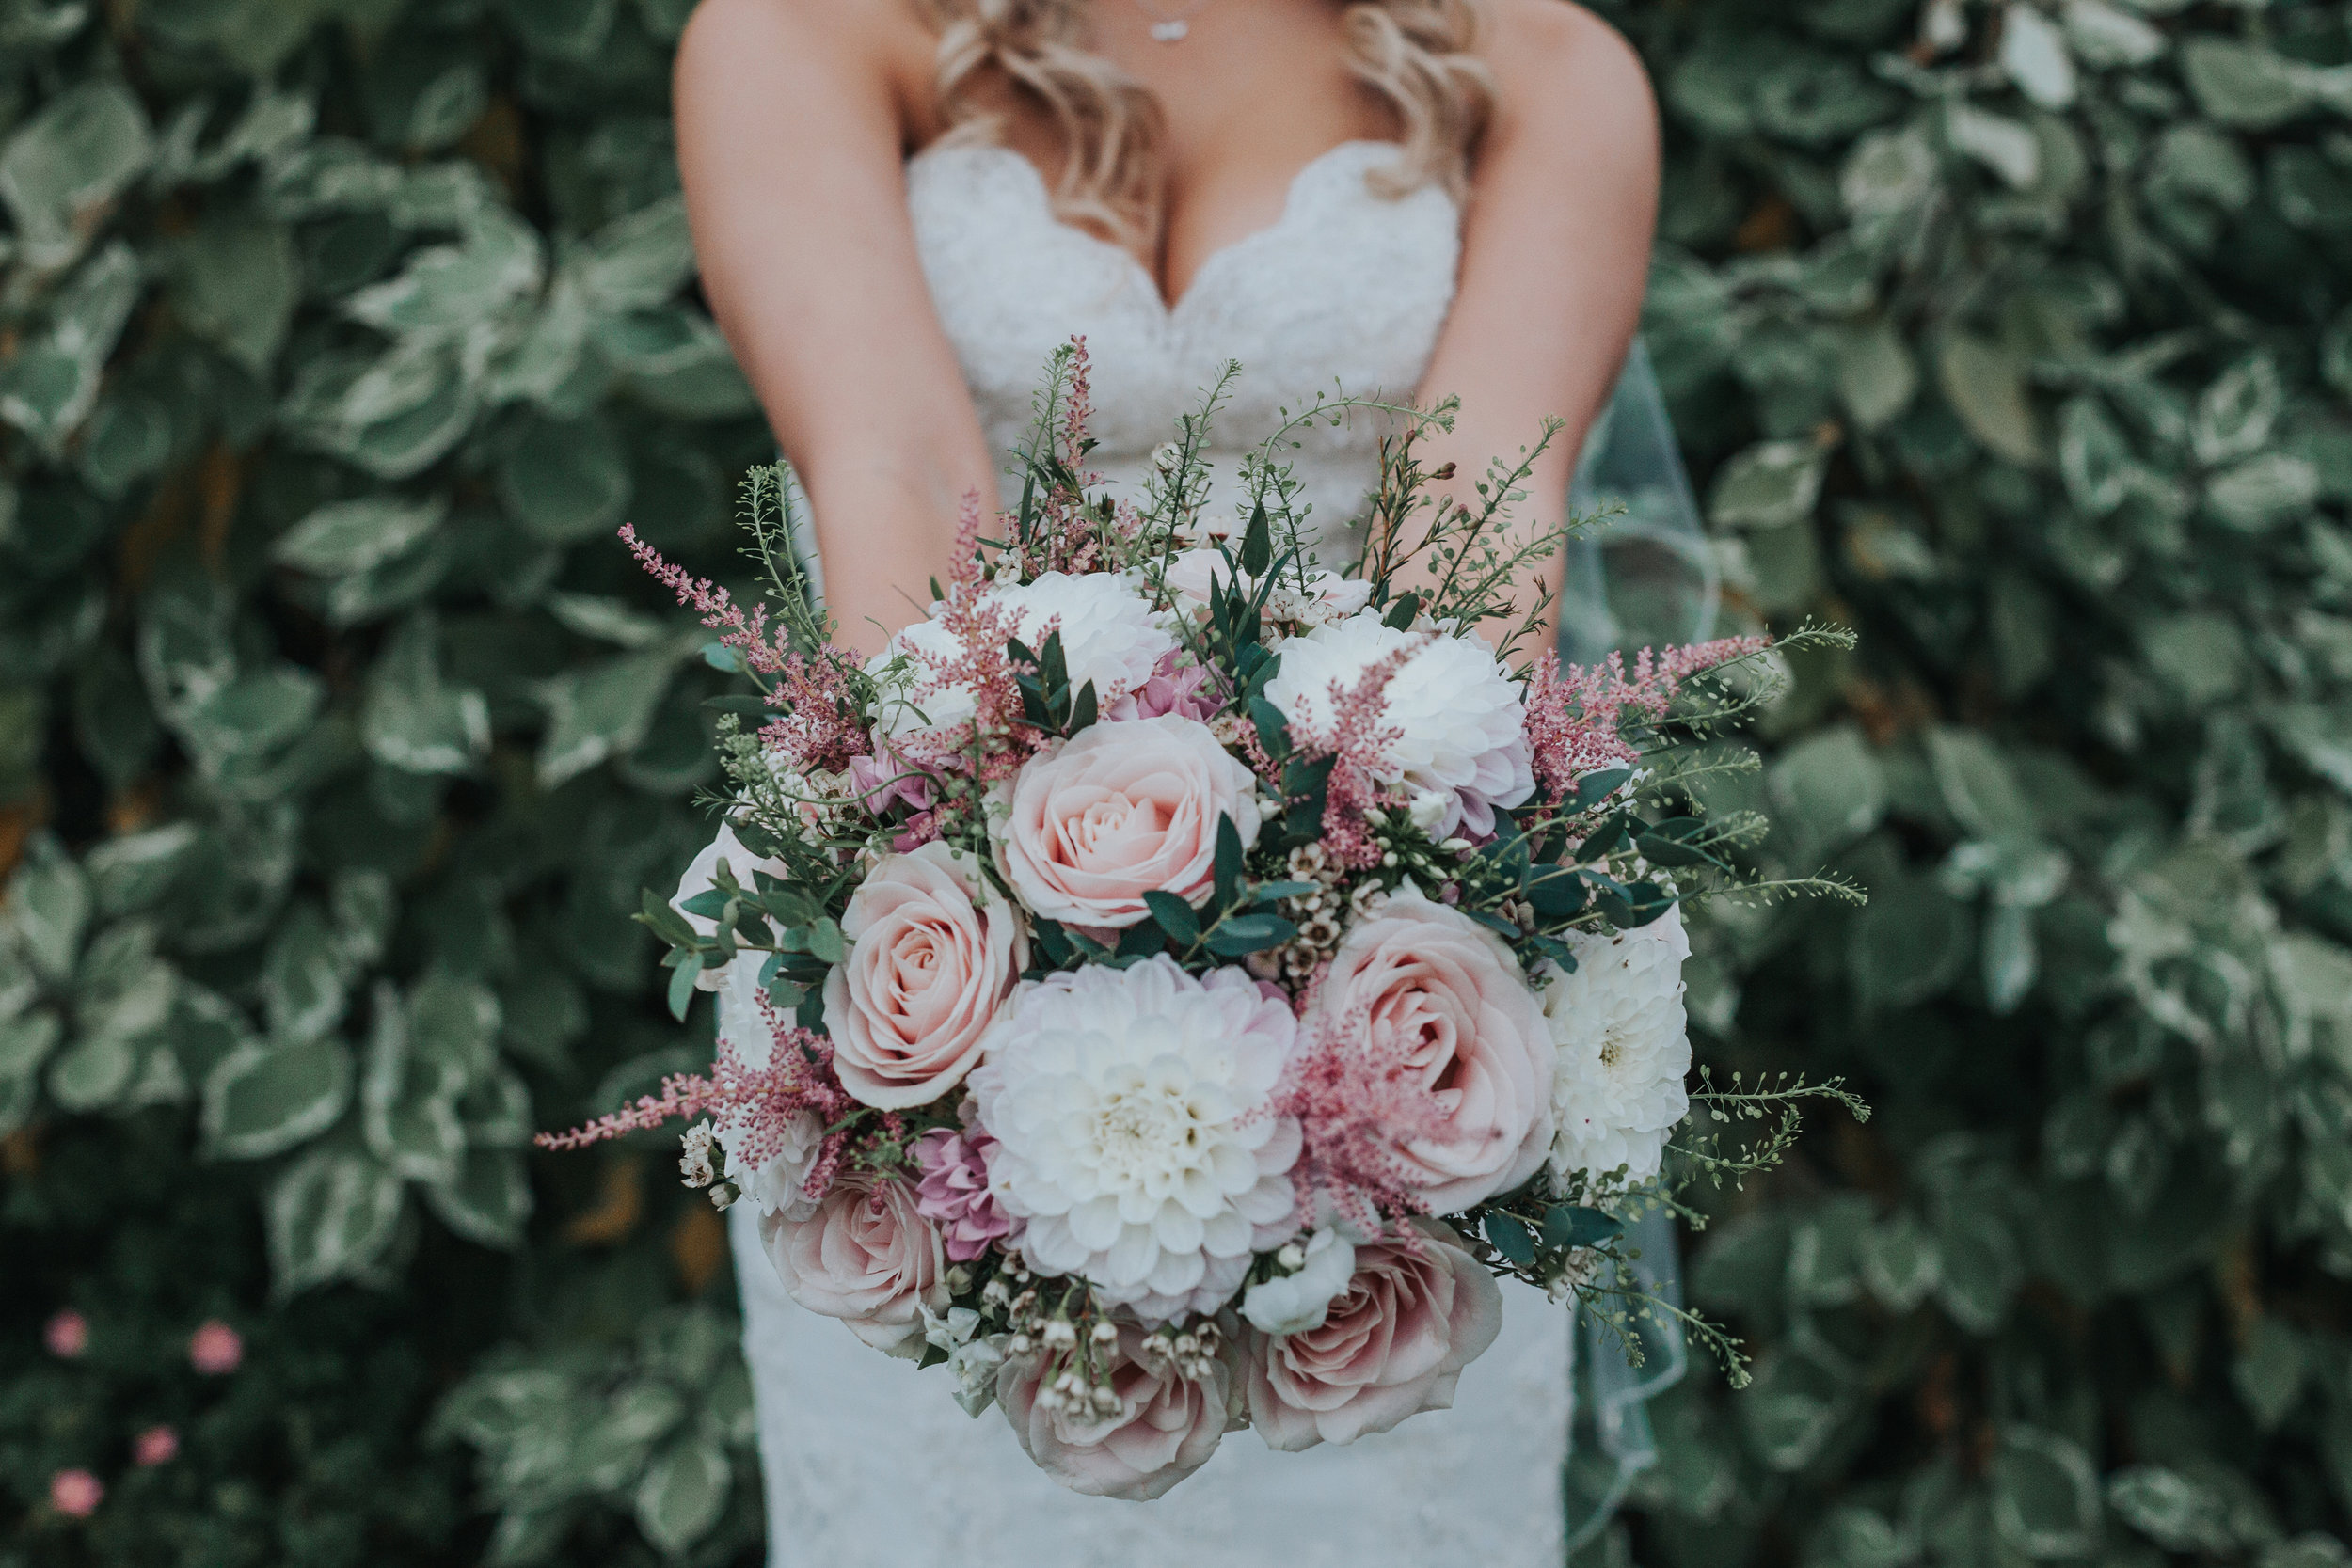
[675,0,997,660]
[1407,0,1660,647]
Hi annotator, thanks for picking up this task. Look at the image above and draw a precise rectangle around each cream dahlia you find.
[1540,908,1693,1184]
[1262,611,1534,839]
[967,958,1303,1322]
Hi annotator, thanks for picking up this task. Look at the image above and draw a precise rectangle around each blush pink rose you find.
[759,1171,947,1358]
[993,715,1261,931]
[1309,885,1554,1210]
[822,841,1025,1109]
[996,1325,1234,1499]
[1243,1219,1502,1450]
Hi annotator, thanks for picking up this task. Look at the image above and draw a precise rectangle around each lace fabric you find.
[735,137,1580,1564]
[906,139,1459,555]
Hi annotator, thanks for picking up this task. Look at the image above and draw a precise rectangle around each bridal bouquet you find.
[543,346,1856,1499]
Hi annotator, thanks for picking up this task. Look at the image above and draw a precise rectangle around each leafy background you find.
[0,0,2345,1564]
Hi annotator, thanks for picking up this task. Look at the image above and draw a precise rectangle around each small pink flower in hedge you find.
[43,1310,88,1358]
[188,1320,242,1375]
[133,1426,180,1466]
[50,1469,103,1517]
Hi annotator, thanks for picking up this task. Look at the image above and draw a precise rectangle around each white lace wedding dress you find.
[725,137,1572,1568]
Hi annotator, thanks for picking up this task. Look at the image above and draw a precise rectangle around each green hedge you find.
[0,2,2346,1565]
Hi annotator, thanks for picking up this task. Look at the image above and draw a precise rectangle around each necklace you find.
[1131,0,1211,42]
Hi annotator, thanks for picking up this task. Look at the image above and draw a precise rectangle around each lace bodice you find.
[907,139,1461,557]
[733,139,1571,1568]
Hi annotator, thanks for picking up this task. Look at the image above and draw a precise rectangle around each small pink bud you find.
[188,1320,243,1375]
[50,1469,103,1517]
[43,1310,88,1358]
[134,1426,180,1466]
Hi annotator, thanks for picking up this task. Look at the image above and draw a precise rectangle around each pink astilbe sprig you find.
[1275,982,1454,1240]
[535,1019,864,1212]
[1017,337,1119,578]
[893,495,1044,785]
[621,524,870,775]
[1521,637,1769,806]
[1282,644,1416,871]
[754,655,871,777]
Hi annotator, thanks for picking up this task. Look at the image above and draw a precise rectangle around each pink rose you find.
[996,1325,1234,1498]
[1309,885,1554,1210]
[1243,1219,1502,1450]
[759,1171,947,1357]
[993,715,1261,931]
[822,842,1025,1109]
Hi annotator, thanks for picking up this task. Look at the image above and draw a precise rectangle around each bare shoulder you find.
[676,0,934,115]
[1475,0,1658,162]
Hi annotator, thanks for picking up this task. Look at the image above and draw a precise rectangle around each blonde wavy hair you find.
[919,0,1494,247]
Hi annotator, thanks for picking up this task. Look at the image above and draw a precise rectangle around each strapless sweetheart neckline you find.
[906,138,1422,317]
[902,136,1463,556]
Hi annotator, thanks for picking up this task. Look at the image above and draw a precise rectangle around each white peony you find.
[1241,1228,1358,1336]
[1540,908,1693,1185]
[1161,550,1373,630]
[672,822,787,991]
[1262,612,1534,839]
[713,959,826,1218]
[968,958,1303,1323]
[866,571,1176,750]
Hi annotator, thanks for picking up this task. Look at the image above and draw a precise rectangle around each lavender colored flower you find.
[914,1122,1023,1262]
[1113,648,1220,722]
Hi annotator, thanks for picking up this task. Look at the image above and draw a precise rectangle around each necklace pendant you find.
[1150,18,1188,40]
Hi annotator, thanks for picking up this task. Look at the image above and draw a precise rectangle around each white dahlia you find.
[1262,612,1534,839]
[1539,908,1693,1185]
[968,958,1303,1322]
[712,959,826,1219]
[866,571,1176,749]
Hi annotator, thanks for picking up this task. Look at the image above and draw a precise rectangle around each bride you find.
[672,0,1661,1560]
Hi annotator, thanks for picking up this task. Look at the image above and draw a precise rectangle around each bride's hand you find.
[675,0,996,661]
